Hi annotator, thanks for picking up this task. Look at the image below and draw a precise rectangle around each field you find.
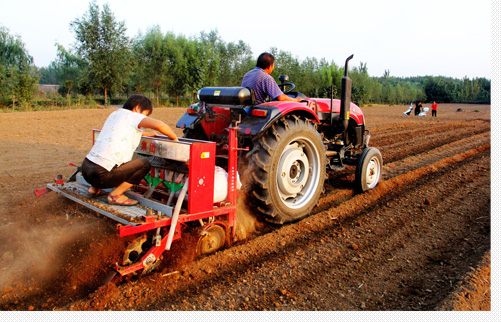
[0,103,491,311]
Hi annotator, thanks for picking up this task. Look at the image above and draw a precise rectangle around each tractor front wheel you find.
[355,147,383,192]
[244,116,326,224]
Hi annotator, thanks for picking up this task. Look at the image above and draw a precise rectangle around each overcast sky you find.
[0,0,491,79]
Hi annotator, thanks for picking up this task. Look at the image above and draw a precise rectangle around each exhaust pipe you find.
[339,54,354,133]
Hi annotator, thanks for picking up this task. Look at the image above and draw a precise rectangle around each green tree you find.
[38,66,58,84]
[424,77,453,103]
[39,44,87,96]
[197,30,222,87]
[0,26,38,105]
[298,57,327,98]
[183,37,204,101]
[218,40,253,86]
[54,44,86,90]
[382,82,396,105]
[70,1,132,105]
[164,33,189,106]
[317,62,342,98]
[14,69,38,102]
[350,63,373,105]
[133,26,169,105]
[273,49,301,83]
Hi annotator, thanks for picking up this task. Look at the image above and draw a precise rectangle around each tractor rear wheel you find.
[244,116,326,224]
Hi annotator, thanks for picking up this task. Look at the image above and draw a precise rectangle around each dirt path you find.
[0,103,490,310]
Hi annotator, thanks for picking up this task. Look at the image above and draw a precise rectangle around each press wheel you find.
[196,225,226,256]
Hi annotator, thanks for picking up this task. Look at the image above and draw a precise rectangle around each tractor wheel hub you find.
[277,144,309,198]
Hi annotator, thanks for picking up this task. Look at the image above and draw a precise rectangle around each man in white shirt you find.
[81,95,178,206]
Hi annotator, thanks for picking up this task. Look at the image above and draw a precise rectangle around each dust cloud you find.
[0,215,98,294]
[234,193,262,241]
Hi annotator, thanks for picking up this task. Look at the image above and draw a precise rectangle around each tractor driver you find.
[241,52,303,105]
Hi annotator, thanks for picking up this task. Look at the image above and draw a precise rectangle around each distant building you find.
[37,84,60,93]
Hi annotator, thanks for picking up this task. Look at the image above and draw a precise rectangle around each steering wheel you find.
[279,82,296,94]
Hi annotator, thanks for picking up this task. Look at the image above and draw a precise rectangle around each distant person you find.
[414,101,422,116]
[431,101,438,117]
[81,94,178,206]
[241,52,303,105]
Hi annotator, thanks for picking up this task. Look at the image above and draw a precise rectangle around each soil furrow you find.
[370,121,470,146]
[321,122,489,192]
[316,131,490,213]
[376,124,489,163]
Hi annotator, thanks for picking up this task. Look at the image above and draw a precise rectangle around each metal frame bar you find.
[46,183,134,226]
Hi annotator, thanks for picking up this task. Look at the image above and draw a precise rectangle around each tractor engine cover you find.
[198,87,255,106]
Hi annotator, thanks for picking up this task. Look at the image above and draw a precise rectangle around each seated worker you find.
[241,52,303,104]
[81,94,178,206]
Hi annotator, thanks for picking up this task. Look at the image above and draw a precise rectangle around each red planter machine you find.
[35,125,245,280]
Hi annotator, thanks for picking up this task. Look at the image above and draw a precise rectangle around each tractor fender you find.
[176,111,201,130]
[238,103,320,136]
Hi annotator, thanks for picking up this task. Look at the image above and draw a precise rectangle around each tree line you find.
[1,1,491,108]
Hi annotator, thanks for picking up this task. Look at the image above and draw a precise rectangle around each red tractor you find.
[177,55,382,224]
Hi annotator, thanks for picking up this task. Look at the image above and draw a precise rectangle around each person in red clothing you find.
[431,101,438,117]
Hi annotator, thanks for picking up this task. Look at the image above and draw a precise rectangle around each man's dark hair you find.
[256,52,275,69]
[123,94,153,115]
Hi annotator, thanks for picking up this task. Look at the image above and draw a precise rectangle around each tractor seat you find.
[198,87,256,106]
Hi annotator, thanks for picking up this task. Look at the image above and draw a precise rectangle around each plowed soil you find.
[0,103,490,311]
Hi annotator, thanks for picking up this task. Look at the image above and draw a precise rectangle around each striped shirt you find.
[241,67,283,104]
